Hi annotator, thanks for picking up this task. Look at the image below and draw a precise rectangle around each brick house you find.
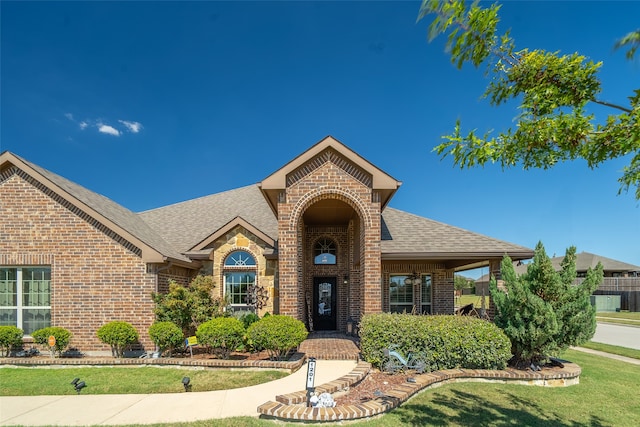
[0,136,533,353]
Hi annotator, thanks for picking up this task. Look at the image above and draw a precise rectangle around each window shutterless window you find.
[421,274,432,314]
[389,275,414,313]
[0,267,51,335]
[223,251,256,313]
[314,238,337,265]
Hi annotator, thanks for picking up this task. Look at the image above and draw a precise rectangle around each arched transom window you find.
[314,238,337,265]
[223,250,256,312]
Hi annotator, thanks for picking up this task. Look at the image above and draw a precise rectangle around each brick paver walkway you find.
[299,332,360,360]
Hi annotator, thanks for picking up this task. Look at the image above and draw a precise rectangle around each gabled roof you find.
[475,251,640,282]
[381,207,533,266]
[138,184,278,253]
[259,136,402,215]
[514,252,640,274]
[0,151,191,265]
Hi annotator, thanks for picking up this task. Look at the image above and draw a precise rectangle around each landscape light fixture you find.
[70,377,87,394]
[182,376,191,392]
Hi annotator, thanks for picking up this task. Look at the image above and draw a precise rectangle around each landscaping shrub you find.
[359,313,511,371]
[96,321,139,358]
[235,311,260,329]
[196,317,245,359]
[0,325,23,357]
[148,321,184,357]
[31,326,71,357]
[151,275,228,337]
[491,243,602,368]
[247,315,308,360]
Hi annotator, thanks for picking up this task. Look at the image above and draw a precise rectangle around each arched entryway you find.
[302,198,360,331]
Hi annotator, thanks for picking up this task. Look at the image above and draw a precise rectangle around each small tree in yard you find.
[490,242,602,368]
[97,321,139,358]
[151,275,227,337]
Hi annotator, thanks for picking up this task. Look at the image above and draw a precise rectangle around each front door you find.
[313,277,337,330]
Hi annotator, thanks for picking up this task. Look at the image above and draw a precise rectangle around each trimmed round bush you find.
[31,326,72,357]
[148,321,184,356]
[247,315,308,361]
[359,313,511,371]
[97,321,139,358]
[0,325,24,357]
[196,317,245,359]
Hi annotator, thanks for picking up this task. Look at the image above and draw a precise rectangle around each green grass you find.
[596,311,640,320]
[580,341,640,360]
[596,311,640,326]
[16,349,639,427]
[0,367,288,396]
[456,294,486,308]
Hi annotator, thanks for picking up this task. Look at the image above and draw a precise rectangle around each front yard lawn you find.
[0,367,288,396]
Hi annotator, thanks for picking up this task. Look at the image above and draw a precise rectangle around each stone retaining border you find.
[257,362,582,422]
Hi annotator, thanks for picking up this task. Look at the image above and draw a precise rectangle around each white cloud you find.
[118,120,143,133]
[98,124,121,136]
[79,121,88,130]
[64,113,74,121]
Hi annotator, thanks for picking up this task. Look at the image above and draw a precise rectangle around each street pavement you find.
[591,322,640,350]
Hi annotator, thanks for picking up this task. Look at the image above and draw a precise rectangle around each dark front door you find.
[313,277,337,330]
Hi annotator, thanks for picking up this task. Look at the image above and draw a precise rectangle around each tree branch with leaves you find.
[419,0,640,199]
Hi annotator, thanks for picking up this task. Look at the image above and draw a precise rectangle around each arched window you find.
[223,250,256,312]
[314,238,337,265]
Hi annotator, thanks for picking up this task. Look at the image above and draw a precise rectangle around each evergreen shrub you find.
[31,326,72,357]
[96,321,139,358]
[359,313,511,371]
[196,317,245,359]
[246,315,308,360]
[148,321,184,356]
[0,325,23,357]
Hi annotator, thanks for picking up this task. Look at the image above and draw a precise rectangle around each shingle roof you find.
[138,184,278,253]
[6,152,189,263]
[380,207,533,258]
[475,251,640,282]
[514,252,640,274]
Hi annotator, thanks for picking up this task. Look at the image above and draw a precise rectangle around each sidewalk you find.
[0,359,357,426]
[572,346,640,365]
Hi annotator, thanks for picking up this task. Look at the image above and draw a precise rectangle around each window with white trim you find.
[389,275,414,313]
[223,251,256,312]
[0,267,51,334]
[421,274,432,314]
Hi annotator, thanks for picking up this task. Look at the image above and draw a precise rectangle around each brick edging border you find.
[0,352,306,372]
[257,362,582,422]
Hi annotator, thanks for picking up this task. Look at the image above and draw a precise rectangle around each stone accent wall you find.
[277,158,380,326]
[0,170,158,352]
[206,226,276,316]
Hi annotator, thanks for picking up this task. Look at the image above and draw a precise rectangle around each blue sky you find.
[2,1,639,276]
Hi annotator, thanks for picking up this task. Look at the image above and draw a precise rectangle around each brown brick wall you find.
[277,159,381,328]
[1,171,158,352]
[381,262,454,315]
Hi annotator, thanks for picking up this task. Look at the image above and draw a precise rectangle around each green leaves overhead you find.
[420,0,640,199]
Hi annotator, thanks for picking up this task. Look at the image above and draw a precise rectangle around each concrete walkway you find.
[0,360,357,426]
[572,346,640,365]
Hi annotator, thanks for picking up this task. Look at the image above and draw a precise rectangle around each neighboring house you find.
[0,136,534,353]
[475,252,640,293]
